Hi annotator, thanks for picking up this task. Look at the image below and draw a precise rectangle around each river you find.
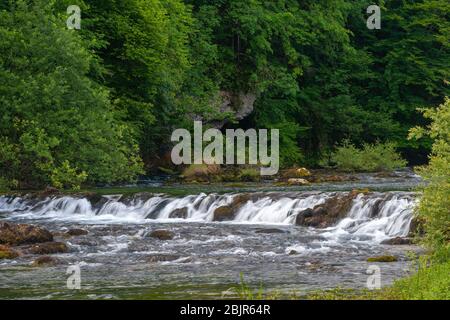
[0,170,424,299]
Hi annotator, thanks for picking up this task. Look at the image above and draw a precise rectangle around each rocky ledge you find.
[0,221,85,262]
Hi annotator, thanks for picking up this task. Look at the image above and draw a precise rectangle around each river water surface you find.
[0,171,424,299]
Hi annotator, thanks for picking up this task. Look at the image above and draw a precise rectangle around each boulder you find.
[169,207,188,219]
[282,168,311,178]
[0,244,19,260]
[0,222,53,245]
[287,178,309,185]
[32,256,60,267]
[148,230,174,240]
[28,242,68,255]
[213,206,234,221]
[213,194,250,221]
[295,191,359,228]
[381,237,413,245]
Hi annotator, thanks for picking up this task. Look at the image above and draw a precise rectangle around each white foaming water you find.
[0,191,416,242]
[232,194,327,224]
[322,193,417,243]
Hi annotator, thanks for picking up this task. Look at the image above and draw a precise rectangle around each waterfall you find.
[0,191,416,241]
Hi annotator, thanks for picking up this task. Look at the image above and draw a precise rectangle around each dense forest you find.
[0,0,449,189]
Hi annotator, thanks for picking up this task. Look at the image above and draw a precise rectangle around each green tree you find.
[0,0,143,189]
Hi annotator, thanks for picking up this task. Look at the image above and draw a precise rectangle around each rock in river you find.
[66,228,89,236]
[295,191,360,228]
[213,194,250,221]
[381,237,412,245]
[148,229,175,240]
[0,244,19,260]
[169,207,188,219]
[28,242,69,255]
[32,255,61,267]
[0,222,53,245]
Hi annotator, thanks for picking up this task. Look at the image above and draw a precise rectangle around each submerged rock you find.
[0,244,19,260]
[381,237,413,245]
[66,228,89,236]
[28,242,68,255]
[147,254,180,263]
[255,228,287,234]
[367,255,398,262]
[148,229,174,240]
[32,255,60,267]
[0,222,53,246]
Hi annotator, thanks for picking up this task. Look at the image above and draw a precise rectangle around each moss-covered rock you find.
[367,255,398,262]
[0,222,53,245]
[0,244,19,260]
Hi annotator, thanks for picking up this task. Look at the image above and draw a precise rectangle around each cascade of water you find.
[0,191,416,239]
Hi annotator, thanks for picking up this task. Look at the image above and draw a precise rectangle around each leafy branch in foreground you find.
[409,97,450,261]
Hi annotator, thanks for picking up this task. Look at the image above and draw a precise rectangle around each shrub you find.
[324,140,407,172]
[50,161,88,191]
[409,97,450,261]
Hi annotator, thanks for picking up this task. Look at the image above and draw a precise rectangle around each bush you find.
[50,161,88,191]
[324,140,407,172]
[409,97,450,261]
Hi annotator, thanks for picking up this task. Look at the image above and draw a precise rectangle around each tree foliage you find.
[409,97,450,261]
[0,0,143,189]
[0,0,449,188]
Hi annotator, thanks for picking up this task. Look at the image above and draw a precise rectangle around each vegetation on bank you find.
[409,98,450,262]
[321,141,407,172]
[1,0,449,190]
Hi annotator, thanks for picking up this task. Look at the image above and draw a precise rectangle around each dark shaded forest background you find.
[0,0,449,189]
